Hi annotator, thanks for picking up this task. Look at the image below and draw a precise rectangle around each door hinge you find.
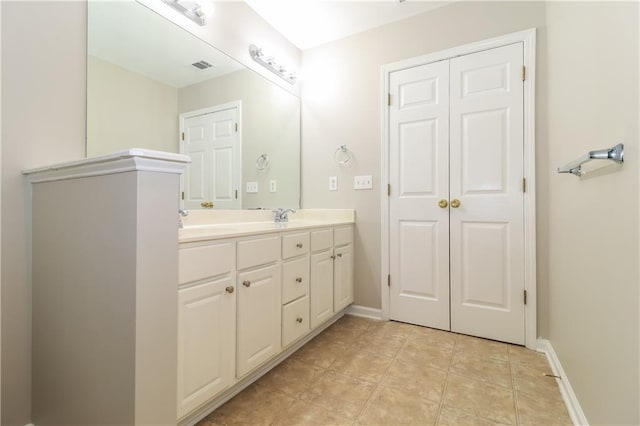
[387,184,391,196]
[388,274,391,287]
[181,191,184,200]
[522,66,526,81]
[235,189,238,200]
[522,177,527,193]
[524,290,527,305]
[235,123,238,132]
[181,132,185,141]
[387,93,391,106]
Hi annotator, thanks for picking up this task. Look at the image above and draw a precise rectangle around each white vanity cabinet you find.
[177,221,353,423]
[177,242,236,419]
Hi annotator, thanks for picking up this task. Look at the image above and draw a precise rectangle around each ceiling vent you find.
[191,60,213,70]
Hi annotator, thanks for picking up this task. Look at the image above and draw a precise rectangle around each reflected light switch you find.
[269,179,277,193]
[246,181,258,193]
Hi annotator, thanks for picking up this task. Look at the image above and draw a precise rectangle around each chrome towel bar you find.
[557,143,624,176]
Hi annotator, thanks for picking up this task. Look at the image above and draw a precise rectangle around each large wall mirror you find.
[87,1,301,210]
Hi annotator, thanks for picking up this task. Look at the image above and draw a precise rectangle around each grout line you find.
[508,347,521,426]
[434,332,458,425]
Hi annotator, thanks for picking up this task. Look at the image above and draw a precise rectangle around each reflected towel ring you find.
[256,153,270,171]
[334,145,353,166]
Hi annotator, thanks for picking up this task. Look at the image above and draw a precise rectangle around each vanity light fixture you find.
[161,0,207,26]
[249,44,297,85]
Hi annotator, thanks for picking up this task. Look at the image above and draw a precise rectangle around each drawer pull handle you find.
[225,286,235,294]
[296,317,303,323]
[243,281,251,287]
[337,253,343,258]
[296,277,303,283]
[296,243,303,248]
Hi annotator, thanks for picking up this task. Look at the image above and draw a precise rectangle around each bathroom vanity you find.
[24,150,354,426]
[177,210,354,423]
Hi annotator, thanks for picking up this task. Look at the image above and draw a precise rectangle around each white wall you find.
[301,1,547,311]
[545,2,639,424]
[1,2,87,425]
[87,55,179,156]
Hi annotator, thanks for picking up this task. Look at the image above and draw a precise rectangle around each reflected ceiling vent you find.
[192,60,213,70]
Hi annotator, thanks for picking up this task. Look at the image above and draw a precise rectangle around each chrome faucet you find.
[273,208,296,223]
[178,209,189,229]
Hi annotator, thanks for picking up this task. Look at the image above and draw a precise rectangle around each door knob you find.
[225,286,234,293]
[438,199,448,208]
[451,199,461,208]
[200,201,214,209]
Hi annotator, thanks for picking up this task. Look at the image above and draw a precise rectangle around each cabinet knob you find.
[243,281,251,287]
[225,286,234,293]
[331,255,336,260]
[296,317,303,323]
[337,253,343,258]
[296,277,303,283]
[296,243,303,248]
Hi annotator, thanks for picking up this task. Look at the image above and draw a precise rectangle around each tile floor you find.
[198,315,572,425]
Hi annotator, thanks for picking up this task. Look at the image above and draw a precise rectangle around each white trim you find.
[179,100,243,209]
[537,339,589,426]
[179,311,345,426]
[380,28,537,348]
[345,304,383,321]
[22,149,190,183]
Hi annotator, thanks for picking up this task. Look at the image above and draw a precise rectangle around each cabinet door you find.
[237,264,281,377]
[177,277,236,418]
[310,250,334,329]
[334,244,354,312]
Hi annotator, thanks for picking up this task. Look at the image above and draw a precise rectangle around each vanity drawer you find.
[282,232,310,259]
[310,228,333,252]
[334,226,353,247]
[282,256,309,304]
[237,235,281,270]
[179,242,234,284]
[282,295,310,347]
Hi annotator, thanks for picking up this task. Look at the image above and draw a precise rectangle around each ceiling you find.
[244,0,453,50]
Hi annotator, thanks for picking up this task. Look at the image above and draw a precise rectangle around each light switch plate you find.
[329,176,338,191]
[354,175,373,190]
[269,179,277,193]
[246,181,258,193]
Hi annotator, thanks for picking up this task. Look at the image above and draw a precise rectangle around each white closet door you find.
[389,60,450,330]
[183,107,240,209]
[449,43,525,344]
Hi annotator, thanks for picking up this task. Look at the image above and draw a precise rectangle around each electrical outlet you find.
[329,176,338,191]
[246,181,258,193]
[354,175,373,190]
[269,179,277,193]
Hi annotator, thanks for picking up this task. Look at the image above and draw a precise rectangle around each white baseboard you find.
[345,304,383,320]
[536,339,589,426]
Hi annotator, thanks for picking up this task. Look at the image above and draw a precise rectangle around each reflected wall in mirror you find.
[87,0,301,210]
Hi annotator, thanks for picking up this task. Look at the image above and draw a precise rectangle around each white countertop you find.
[178,209,355,243]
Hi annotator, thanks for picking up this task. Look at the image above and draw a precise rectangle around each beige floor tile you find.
[367,320,414,339]
[517,391,573,426]
[330,347,394,383]
[382,358,447,403]
[314,322,367,347]
[443,373,517,425]
[205,383,295,425]
[357,385,440,425]
[300,371,377,420]
[259,357,325,397]
[455,335,510,362]
[351,333,405,358]
[292,337,348,369]
[337,314,377,331]
[449,351,513,389]
[408,326,457,349]
[509,345,553,374]
[275,399,353,426]
[512,363,563,401]
[438,405,511,426]
[397,339,453,371]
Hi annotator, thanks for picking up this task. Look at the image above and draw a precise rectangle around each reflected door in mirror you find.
[182,104,241,209]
